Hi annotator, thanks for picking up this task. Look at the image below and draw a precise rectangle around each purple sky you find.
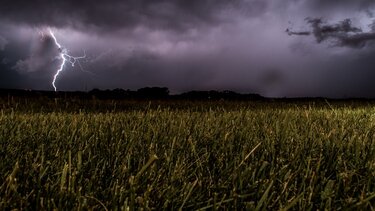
[1,0,375,97]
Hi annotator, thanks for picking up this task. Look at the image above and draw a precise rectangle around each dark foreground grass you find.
[1,99,375,210]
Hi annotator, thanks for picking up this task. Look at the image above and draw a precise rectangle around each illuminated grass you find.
[1,100,375,209]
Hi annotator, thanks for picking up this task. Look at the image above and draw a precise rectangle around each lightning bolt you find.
[49,29,86,92]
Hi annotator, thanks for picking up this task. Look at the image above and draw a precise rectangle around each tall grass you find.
[1,99,375,209]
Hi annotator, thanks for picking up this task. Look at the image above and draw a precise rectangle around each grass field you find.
[1,97,375,210]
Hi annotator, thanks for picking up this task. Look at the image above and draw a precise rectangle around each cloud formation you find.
[14,34,60,73]
[0,36,8,51]
[288,18,375,48]
[2,0,375,97]
[0,0,269,33]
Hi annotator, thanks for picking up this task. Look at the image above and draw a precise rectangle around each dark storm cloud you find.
[286,29,311,36]
[309,0,375,9]
[0,0,268,33]
[307,18,362,42]
[3,0,375,97]
[0,36,8,51]
[14,34,59,73]
[288,18,375,48]
[0,52,25,89]
[339,33,375,48]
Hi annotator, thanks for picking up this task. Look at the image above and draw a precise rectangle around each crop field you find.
[1,97,375,210]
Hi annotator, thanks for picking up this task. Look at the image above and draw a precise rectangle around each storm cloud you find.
[0,36,8,51]
[2,0,375,97]
[288,18,375,48]
[0,0,268,32]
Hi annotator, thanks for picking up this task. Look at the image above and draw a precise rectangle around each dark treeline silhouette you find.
[177,90,263,100]
[0,87,265,101]
[2,87,375,102]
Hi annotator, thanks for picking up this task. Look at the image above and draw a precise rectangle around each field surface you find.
[1,98,375,210]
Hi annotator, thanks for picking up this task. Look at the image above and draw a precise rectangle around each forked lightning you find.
[49,29,86,91]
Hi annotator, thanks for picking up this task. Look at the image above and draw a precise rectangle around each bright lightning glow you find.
[49,29,86,91]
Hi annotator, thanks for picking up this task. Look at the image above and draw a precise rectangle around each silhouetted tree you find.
[137,87,169,99]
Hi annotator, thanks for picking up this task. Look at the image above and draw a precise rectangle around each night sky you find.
[1,0,375,97]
